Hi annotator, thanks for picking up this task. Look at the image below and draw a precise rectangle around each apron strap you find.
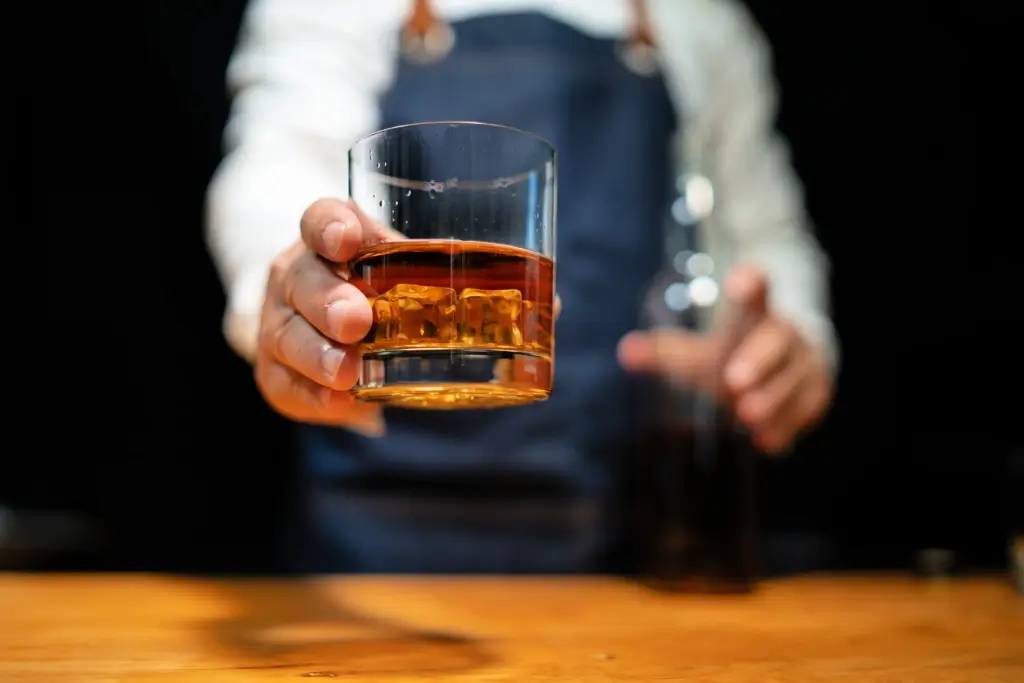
[401,0,455,63]
[626,0,656,48]
[401,0,661,73]
[618,0,660,76]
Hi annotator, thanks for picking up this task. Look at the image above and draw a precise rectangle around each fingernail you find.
[322,346,346,380]
[326,300,358,338]
[322,221,348,257]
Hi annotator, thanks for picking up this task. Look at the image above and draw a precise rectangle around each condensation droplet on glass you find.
[376,162,381,169]
[405,190,412,197]
[427,189,435,199]
[378,200,385,207]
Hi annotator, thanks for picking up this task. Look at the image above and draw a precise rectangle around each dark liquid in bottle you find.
[623,408,758,593]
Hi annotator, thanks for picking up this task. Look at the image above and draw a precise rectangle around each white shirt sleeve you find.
[205,0,397,360]
[656,0,840,372]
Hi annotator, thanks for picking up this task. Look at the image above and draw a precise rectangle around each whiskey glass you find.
[347,122,556,409]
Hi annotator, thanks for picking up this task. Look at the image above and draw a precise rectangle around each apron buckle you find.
[616,39,660,77]
[618,0,660,77]
[401,20,455,63]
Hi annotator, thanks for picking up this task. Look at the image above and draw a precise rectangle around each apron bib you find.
[288,3,678,573]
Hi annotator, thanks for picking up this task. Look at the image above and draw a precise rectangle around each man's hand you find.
[254,198,398,435]
[617,265,833,454]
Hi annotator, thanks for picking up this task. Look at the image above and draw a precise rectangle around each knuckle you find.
[768,317,797,343]
[301,199,323,227]
[311,385,335,411]
[808,380,831,417]
[253,358,278,406]
[269,254,289,280]
[269,247,299,293]
[782,320,802,342]
[290,366,331,412]
[282,251,318,311]
[271,310,302,362]
[257,324,277,360]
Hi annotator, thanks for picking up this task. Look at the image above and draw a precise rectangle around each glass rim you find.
[349,120,555,156]
[349,120,556,191]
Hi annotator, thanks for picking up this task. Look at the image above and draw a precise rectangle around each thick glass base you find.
[353,348,552,409]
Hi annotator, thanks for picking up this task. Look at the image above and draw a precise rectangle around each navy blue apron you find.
[286,10,675,574]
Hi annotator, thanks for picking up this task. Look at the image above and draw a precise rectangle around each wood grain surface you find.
[0,574,1021,682]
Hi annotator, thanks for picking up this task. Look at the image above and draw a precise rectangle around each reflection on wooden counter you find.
[0,574,1021,682]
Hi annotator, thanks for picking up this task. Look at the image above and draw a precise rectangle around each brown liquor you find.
[348,239,555,408]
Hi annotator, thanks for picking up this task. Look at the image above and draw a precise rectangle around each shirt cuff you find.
[783,308,841,377]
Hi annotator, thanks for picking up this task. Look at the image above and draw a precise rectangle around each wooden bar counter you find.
[0,573,1021,682]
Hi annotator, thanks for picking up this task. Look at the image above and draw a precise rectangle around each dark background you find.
[13,2,1012,573]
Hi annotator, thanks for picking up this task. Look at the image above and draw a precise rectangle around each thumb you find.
[346,198,406,244]
[617,328,720,392]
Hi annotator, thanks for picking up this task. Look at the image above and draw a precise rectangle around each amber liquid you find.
[348,239,555,408]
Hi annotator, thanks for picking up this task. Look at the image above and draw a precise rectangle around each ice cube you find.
[457,288,523,346]
[521,299,553,350]
[379,284,456,342]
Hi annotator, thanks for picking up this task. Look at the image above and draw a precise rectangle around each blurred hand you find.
[255,198,398,435]
[617,265,833,454]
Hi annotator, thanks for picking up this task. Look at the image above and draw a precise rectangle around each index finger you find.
[301,197,403,263]
[722,265,769,318]
[714,264,770,358]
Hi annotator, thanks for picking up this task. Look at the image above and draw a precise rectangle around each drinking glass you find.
[347,122,556,409]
